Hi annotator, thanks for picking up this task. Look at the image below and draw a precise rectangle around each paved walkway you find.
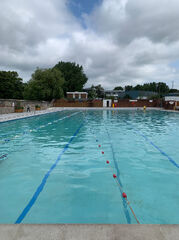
[0,224,179,240]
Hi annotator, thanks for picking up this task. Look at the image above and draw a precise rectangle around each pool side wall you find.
[0,99,50,114]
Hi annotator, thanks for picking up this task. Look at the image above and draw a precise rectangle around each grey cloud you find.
[0,0,80,51]
[90,0,179,45]
[0,0,81,78]
[0,0,179,89]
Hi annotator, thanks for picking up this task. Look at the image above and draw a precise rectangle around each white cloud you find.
[0,0,179,89]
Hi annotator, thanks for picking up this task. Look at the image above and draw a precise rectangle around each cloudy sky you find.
[0,0,179,89]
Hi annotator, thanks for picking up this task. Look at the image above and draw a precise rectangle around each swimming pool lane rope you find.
[89,117,140,224]
[15,119,84,224]
[104,126,140,224]
[93,130,139,224]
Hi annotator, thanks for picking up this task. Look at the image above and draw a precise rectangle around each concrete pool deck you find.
[1,107,178,123]
[0,108,64,123]
[0,224,179,240]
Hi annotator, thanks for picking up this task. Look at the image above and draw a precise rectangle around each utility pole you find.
[172,81,174,89]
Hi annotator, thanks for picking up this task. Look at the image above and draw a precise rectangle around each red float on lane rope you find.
[122,192,127,198]
[113,174,117,178]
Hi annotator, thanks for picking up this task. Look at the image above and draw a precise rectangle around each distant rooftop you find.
[126,90,158,98]
[165,92,179,96]
[104,90,124,93]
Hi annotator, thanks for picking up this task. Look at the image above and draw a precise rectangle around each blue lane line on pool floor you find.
[124,120,179,169]
[15,122,84,224]
[105,127,131,224]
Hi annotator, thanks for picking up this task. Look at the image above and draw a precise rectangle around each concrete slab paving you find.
[0,224,179,240]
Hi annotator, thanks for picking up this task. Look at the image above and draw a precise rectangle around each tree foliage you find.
[94,84,104,98]
[24,68,64,101]
[169,89,179,93]
[0,71,24,99]
[54,61,88,93]
[155,82,169,94]
[125,85,133,91]
[88,84,104,99]
[88,85,97,99]
[124,82,170,95]
[114,86,123,91]
[133,82,169,93]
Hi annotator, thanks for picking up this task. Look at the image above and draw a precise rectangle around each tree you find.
[125,85,133,91]
[143,82,157,92]
[88,85,97,99]
[0,71,24,99]
[54,61,88,94]
[24,68,64,101]
[87,84,104,99]
[156,82,169,94]
[124,82,170,95]
[133,84,143,91]
[169,89,179,93]
[94,84,104,98]
[114,86,123,91]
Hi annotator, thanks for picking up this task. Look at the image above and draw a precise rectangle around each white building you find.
[67,92,88,100]
[164,93,179,110]
[165,96,179,102]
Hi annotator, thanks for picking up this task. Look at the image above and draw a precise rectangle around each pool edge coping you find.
[0,224,179,240]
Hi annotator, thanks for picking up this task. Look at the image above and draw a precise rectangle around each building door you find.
[103,99,112,107]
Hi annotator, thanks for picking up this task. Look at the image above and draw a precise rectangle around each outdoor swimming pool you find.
[0,109,179,224]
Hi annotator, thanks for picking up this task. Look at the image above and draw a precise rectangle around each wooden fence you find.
[53,99,161,108]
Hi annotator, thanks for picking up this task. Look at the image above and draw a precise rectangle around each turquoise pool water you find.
[0,109,179,224]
